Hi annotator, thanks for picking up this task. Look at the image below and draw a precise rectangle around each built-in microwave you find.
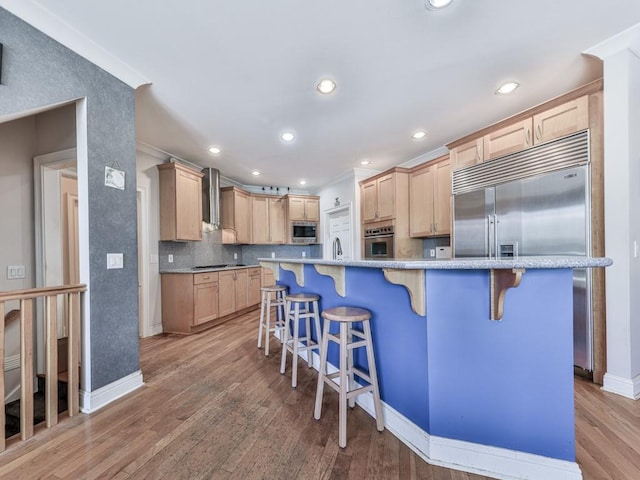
[291,221,318,244]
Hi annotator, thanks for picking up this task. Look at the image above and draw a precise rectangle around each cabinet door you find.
[377,174,395,221]
[433,160,452,236]
[235,191,251,243]
[483,118,533,161]
[218,270,236,317]
[262,267,275,287]
[175,170,203,241]
[193,282,218,325]
[269,198,286,244]
[533,95,589,145]
[361,180,378,223]
[288,197,306,221]
[234,269,249,310]
[248,268,262,306]
[450,137,483,171]
[304,198,320,222]
[251,196,270,244]
[409,166,435,237]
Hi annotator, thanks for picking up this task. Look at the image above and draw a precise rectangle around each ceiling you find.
[4,1,640,192]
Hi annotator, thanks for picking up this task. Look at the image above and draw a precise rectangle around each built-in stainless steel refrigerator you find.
[452,131,593,371]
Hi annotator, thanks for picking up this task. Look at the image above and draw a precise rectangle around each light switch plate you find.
[7,265,26,279]
[107,253,124,269]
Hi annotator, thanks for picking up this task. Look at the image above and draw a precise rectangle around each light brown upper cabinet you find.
[450,137,483,171]
[483,118,533,161]
[361,172,396,223]
[287,195,320,222]
[158,162,203,241]
[449,94,589,170]
[221,186,251,244]
[533,95,589,144]
[251,195,286,244]
[409,156,451,237]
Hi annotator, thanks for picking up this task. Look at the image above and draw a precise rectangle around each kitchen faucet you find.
[332,237,343,260]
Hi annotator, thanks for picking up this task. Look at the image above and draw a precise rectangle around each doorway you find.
[324,204,354,261]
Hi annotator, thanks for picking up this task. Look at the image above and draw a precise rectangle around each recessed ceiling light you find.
[360,159,371,166]
[299,179,307,185]
[317,79,336,94]
[208,146,222,155]
[495,81,520,95]
[411,130,428,140]
[251,170,261,176]
[281,131,295,143]
[425,0,453,10]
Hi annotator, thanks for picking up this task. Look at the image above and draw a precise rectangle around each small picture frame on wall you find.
[105,165,125,190]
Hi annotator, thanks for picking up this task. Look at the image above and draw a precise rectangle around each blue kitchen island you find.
[259,256,611,480]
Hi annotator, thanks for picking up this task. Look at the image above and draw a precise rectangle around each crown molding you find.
[584,21,640,60]
[1,0,150,89]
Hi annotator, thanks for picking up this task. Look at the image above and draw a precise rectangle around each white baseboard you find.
[602,372,640,399]
[144,323,164,338]
[291,340,583,480]
[80,370,144,413]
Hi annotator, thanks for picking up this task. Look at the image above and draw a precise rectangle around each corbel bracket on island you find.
[490,268,525,321]
[382,268,426,317]
[280,262,304,287]
[314,265,346,297]
[259,261,280,282]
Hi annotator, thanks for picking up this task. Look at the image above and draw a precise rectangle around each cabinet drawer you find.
[194,272,219,285]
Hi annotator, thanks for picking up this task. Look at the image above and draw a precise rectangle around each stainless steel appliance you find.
[453,131,593,371]
[291,221,318,244]
[364,225,394,259]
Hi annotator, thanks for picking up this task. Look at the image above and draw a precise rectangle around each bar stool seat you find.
[257,285,287,356]
[314,306,384,448]
[280,292,322,388]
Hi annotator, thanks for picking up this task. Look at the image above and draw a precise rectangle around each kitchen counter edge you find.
[257,256,612,270]
[160,264,261,274]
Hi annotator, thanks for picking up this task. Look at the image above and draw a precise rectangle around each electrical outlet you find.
[234,252,238,260]
[429,249,436,258]
[302,251,306,258]
[271,252,275,258]
[168,254,174,263]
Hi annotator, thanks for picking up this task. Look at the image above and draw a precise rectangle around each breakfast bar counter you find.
[259,256,611,480]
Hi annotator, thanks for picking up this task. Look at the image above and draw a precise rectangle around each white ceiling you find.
[4,1,640,192]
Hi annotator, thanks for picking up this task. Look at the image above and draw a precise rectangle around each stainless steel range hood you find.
[202,167,221,230]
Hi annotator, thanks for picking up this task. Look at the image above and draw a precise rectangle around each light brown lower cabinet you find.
[161,267,262,335]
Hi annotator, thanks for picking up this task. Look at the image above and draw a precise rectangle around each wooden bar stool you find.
[257,285,287,356]
[314,306,384,448]
[280,293,322,388]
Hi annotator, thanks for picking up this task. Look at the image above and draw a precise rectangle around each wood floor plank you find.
[1,309,638,479]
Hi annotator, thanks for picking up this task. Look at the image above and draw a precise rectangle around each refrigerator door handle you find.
[493,214,499,259]
[487,215,493,259]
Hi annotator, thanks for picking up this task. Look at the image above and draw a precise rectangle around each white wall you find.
[587,27,640,398]
[0,116,36,293]
[318,168,378,259]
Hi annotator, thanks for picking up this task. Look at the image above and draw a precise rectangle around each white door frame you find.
[137,186,151,337]
[34,148,77,375]
[323,203,354,260]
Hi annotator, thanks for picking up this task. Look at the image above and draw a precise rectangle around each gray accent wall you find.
[0,8,139,391]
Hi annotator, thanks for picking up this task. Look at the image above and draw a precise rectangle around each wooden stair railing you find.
[0,284,86,451]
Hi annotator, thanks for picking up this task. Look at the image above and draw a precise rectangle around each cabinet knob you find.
[536,124,542,141]
[526,128,532,146]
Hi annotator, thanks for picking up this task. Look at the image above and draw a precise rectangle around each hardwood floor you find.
[0,309,637,479]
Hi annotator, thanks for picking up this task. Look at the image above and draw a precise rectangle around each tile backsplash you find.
[159,229,322,270]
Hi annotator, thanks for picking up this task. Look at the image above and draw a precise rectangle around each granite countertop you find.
[258,256,612,270]
[160,264,260,274]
